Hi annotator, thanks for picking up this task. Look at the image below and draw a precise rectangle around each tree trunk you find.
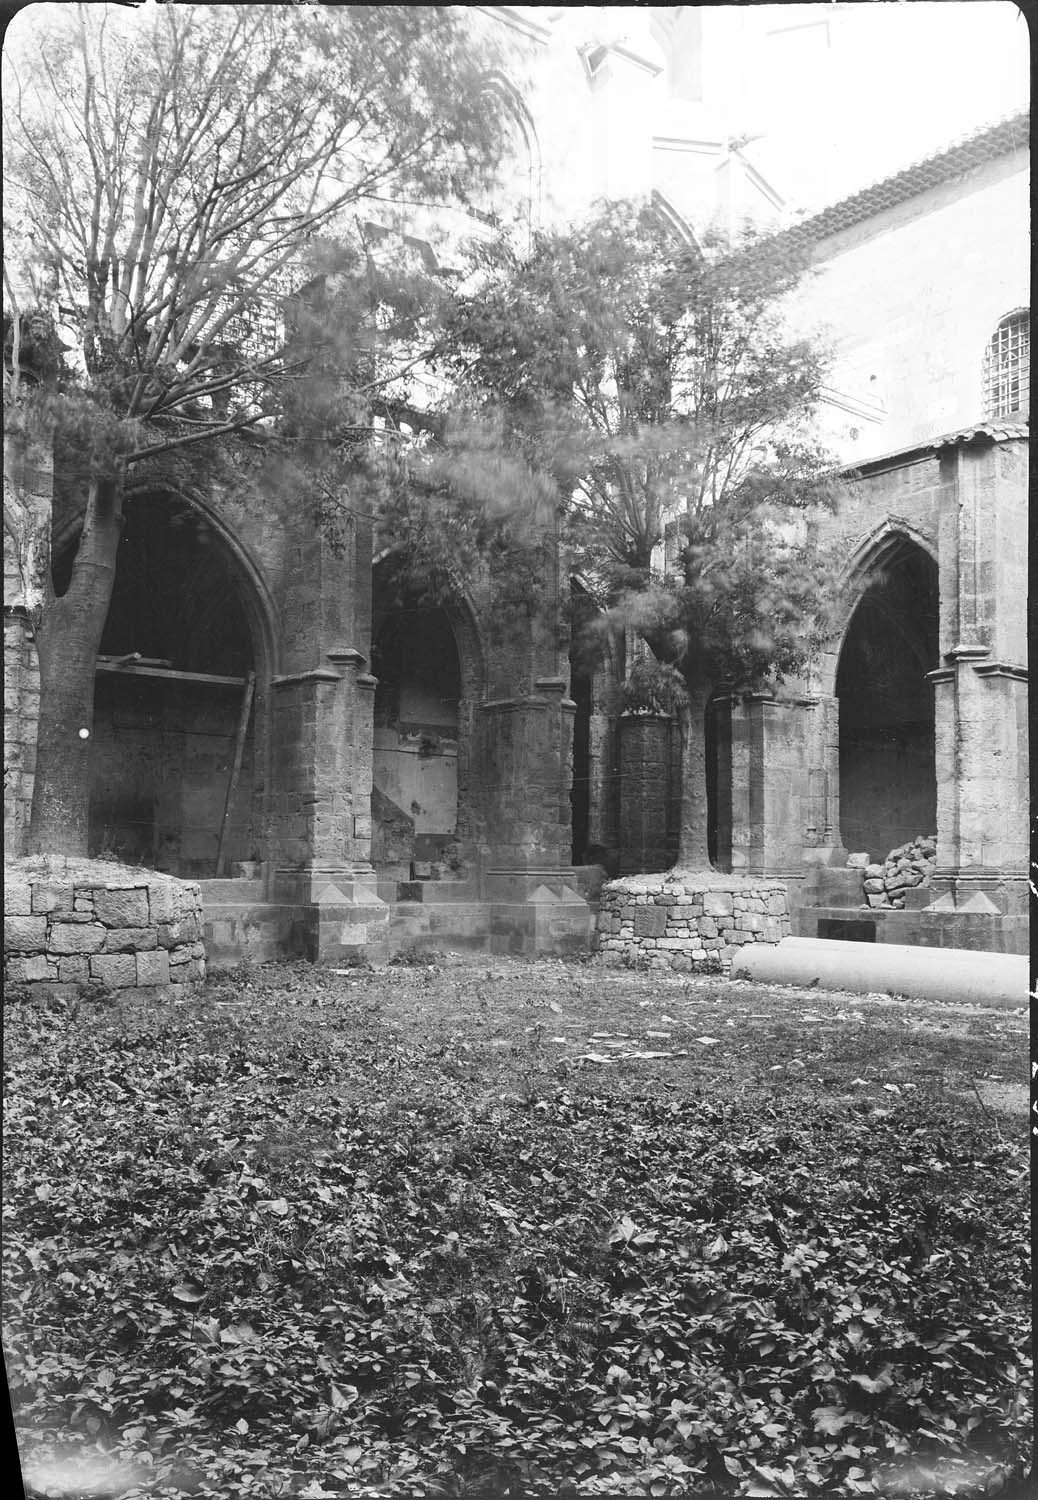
[27,474,124,857]
[674,679,713,872]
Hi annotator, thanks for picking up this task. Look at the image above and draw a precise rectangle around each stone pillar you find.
[618,712,673,874]
[268,528,387,962]
[927,648,1027,912]
[924,435,1027,923]
[3,425,52,856]
[730,691,832,887]
[475,531,591,952]
[800,693,842,865]
[478,677,591,954]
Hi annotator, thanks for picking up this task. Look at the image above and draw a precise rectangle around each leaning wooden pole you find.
[215,669,256,876]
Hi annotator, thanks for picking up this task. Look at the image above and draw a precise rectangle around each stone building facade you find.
[4,9,1028,961]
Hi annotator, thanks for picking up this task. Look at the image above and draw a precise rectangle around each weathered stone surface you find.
[49,922,107,954]
[703,891,734,917]
[633,906,667,938]
[31,884,72,915]
[4,876,33,917]
[5,914,47,950]
[104,926,159,953]
[89,953,137,987]
[10,954,57,982]
[57,956,89,982]
[148,883,175,924]
[93,888,150,928]
[136,949,171,985]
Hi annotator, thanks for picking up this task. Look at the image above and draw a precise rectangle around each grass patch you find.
[4,958,1030,1499]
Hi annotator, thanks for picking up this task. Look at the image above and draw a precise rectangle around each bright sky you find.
[726,2,1030,213]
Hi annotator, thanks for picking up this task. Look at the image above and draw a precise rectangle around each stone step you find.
[198,878,265,904]
[804,868,865,909]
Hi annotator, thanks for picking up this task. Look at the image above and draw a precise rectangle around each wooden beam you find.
[95,660,246,687]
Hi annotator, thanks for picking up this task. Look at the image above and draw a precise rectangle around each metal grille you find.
[983,310,1029,417]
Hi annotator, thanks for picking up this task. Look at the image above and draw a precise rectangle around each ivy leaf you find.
[812,1405,859,1435]
[260,1197,290,1216]
[171,1279,206,1304]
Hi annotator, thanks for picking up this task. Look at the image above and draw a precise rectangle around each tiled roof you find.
[782,111,1029,246]
[932,418,1029,449]
[846,417,1028,476]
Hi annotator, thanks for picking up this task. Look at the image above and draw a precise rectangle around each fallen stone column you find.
[732,935,1026,1008]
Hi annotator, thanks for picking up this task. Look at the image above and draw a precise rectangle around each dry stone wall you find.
[4,858,205,990]
[596,873,790,972]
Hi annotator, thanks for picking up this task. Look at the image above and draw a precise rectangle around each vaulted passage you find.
[55,497,261,876]
[371,564,462,883]
[836,539,939,859]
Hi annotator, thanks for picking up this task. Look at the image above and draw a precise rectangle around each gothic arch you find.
[52,482,280,684]
[649,189,701,252]
[369,552,487,882]
[479,70,543,234]
[833,527,939,859]
[370,547,486,699]
[48,484,279,874]
[817,517,939,697]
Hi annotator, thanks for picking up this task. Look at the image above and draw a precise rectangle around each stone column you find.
[618,712,673,874]
[268,527,387,962]
[730,691,832,889]
[474,538,591,951]
[3,425,52,855]
[925,435,1027,928]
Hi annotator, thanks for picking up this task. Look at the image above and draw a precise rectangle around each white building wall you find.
[792,154,1029,464]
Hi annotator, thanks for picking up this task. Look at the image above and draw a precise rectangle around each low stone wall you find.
[595,872,790,971]
[4,857,205,991]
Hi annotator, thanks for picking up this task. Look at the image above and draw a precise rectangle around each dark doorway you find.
[55,496,259,876]
[836,540,938,860]
[706,691,733,872]
[371,566,462,882]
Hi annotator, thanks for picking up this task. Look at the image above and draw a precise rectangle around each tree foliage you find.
[439,201,845,866]
[2,2,512,855]
[3,3,507,450]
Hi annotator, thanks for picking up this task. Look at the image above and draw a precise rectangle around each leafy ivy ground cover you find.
[3,960,1030,1500]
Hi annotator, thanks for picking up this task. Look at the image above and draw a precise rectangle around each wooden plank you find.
[215,670,256,877]
[95,661,246,687]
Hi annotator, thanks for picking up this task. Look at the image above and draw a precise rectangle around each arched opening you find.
[835,537,939,860]
[370,561,465,884]
[479,72,541,243]
[53,494,265,876]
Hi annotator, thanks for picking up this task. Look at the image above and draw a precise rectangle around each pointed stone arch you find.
[479,70,543,235]
[833,524,940,860]
[815,516,939,700]
[369,551,487,884]
[50,483,279,874]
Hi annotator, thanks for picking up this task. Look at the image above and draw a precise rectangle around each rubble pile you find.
[862,834,937,909]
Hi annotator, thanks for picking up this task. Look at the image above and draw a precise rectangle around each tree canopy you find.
[2,2,513,855]
[439,201,844,867]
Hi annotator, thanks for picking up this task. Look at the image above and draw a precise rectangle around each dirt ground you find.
[210,953,1030,1123]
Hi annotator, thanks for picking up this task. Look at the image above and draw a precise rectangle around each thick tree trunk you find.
[27,474,124,857]
[674,679,713,872]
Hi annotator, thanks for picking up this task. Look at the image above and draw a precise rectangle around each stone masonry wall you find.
[3,611,38,857]
[596,873,790,972]
[4,858,205,990]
